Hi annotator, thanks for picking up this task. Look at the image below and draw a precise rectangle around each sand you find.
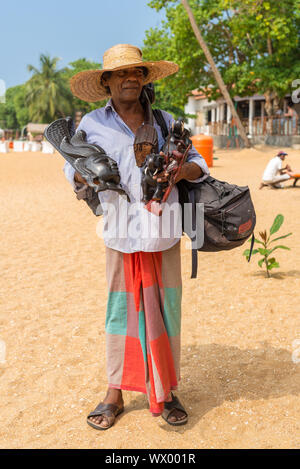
[0,146,299,449]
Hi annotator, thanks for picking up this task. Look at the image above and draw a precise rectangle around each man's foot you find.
[162,393,188,425]
[88,389,124,429]
[259,182,267,190]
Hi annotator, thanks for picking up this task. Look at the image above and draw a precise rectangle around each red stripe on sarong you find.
[123,251,163,312]
[121,336,147,393]
[150,332,178,398]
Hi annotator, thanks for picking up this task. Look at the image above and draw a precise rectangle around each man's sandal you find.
[162,393,188,426]
[87,402,124,431]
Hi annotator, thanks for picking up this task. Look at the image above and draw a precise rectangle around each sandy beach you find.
[0,145,299,449]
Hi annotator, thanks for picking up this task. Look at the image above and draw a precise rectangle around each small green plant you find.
[243,214,292,278]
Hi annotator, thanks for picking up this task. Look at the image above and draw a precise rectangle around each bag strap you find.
[191,248,198,279]
[248,233,255,262]
[153,109,169,140]
[189,189,198,279]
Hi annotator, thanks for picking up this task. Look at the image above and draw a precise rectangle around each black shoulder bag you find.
[153,109,256,278]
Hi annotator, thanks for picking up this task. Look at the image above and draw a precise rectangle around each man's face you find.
[103,67,146,103]
[279,154,287,161]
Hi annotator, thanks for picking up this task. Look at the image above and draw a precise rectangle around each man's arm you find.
[280,164,293,174]
[175,161,202,183]
[155,151,207,184]
[184,146,209,182]
[154,159,203,184]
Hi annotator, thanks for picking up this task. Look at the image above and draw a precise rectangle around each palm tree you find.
[26,54,72,123]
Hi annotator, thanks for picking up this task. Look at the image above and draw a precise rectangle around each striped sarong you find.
[105,240,182,416]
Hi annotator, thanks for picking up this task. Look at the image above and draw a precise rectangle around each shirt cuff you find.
[185,155,210,183]
[63,161,91,194]
[63,162,77,189]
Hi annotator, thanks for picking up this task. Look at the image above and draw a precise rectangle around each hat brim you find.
[70,61,179,103]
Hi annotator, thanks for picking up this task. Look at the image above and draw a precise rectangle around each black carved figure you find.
[61,130,123,194]
[44,117,130,201]
[162,118,192,157]
[141,153,168,203]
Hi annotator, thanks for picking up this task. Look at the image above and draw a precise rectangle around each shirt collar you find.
[105,98,115,114]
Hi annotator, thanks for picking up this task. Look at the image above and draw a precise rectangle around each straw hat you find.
[70,44,179,102]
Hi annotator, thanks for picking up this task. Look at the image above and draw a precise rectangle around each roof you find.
[191,89,211,100]
[26,123,48,134]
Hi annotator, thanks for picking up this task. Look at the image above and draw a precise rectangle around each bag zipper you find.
[204,190,248,214]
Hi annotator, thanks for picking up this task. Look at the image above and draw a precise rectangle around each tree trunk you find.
[264,90,273,117]
[264,90,276,135]
[181,0,251,148]
[267,36,273,56]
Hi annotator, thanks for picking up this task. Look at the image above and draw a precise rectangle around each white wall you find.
[185,96,197,134]
[185,94,221,135]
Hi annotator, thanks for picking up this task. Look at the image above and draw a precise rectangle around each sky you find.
[0,0,165,89]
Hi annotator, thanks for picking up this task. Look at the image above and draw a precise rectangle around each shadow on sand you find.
[252,270,300,279]
[127,342,300,432]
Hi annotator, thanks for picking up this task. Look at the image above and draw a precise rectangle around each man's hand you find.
[74,171,88,185]
[153,157,203,184]
[153,163,202,184]
[74,171,103,188]
[281,164,292,174]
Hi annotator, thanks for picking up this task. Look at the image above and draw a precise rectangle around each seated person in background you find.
[260,150,296,189]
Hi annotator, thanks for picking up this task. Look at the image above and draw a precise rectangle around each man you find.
[260,150,295,189]
[64,44,209,429]
[285,103,298,135]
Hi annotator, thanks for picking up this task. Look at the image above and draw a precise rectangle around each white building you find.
[185,89,300,146]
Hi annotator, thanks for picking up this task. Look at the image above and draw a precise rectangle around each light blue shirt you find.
[63,99,209,253]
